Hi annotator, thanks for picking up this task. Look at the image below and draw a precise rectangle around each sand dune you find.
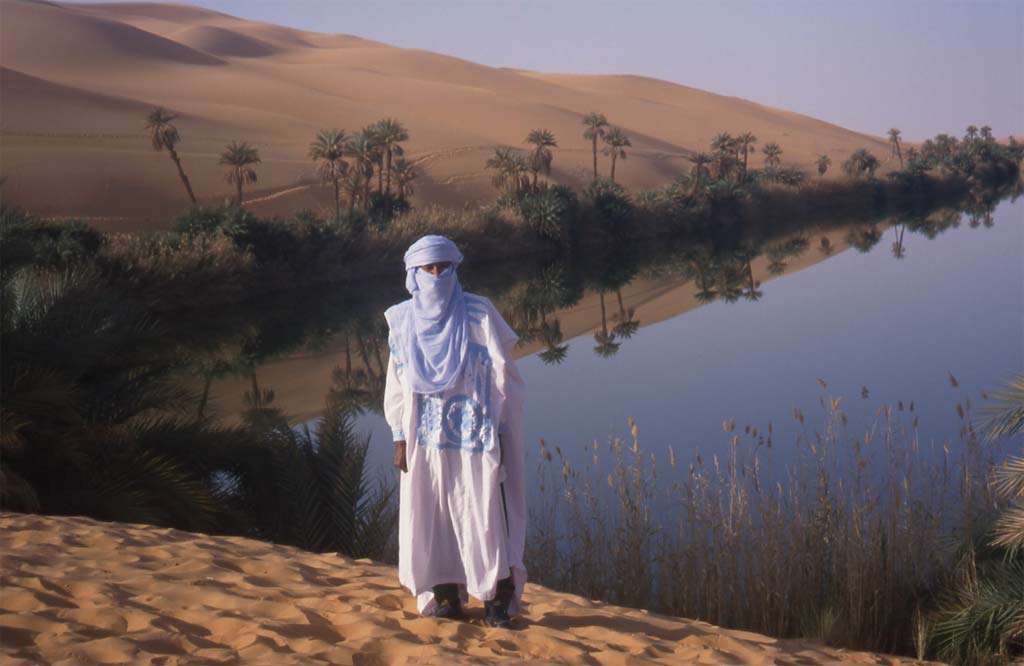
[0,512,935,665]
[0,0,898,231]
[172,25,277,58]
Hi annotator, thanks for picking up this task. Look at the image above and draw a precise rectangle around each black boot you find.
[432,583,464,620]
[484,576,514,628]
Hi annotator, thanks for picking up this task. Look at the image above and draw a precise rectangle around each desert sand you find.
[0,0,897,230]
[0,512,935,665]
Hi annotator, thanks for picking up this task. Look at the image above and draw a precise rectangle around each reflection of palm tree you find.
[612,289,640,339]
[819,236,834,256]
[891,224,907,259]
[765,243,788,275]
[741,254,763,301]
[329,366,379,414]
[717,262,745,303]
[537,317,569,365]
[689,254,719,303]
[593,292,620,357]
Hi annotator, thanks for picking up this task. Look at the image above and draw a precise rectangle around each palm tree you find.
[842,149,881,180]
[348,131,378,211]
[965,125,979,141]
[888,128,904,168]
[373,118,408,196]
[219,141,260,207]
[391,158,417,199]
[762,142,783,168]
[687,152,712,198]
[980,125,994,142]
[486,147,530,197]
[526,129,558,188]
[710,132,735,155]
[582,112,609,179]
[376,117,407,219]
[816,154,832,178]
[736,132,757,180]
[930,374,1024,664]
[145,108,197,205]
[341,168,363,217]
[602,127,631,183]
[309,128,349,220]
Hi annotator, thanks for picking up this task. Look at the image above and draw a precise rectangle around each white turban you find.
[403,235,464,294]
[394,235,468,394]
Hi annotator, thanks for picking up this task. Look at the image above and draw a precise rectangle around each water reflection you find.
[204,191,1021,427]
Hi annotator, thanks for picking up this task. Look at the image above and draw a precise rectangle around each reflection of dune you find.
[1,0,896,228]
[206,226,866,423]
[173,25,276,58]
[0,512,924,666]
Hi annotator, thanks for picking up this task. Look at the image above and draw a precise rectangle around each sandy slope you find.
[0,512,936,665]
[0,0,897,230]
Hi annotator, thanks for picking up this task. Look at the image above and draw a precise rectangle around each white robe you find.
[384,293,527,615]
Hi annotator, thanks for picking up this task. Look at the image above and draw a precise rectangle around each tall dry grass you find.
[526,384,1001,657]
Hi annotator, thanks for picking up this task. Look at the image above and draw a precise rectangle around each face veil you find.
[397,235,468,394]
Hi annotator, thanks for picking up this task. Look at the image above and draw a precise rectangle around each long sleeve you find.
[384,349,406,441]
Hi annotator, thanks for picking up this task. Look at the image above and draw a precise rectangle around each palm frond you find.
[981,373,1024,442]
[932,556,1024,663]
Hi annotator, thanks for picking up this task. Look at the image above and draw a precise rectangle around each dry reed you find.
[526,385,1001,656]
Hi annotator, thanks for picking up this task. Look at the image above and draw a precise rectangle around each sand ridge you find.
[0,512,936,665]
[0,0,898,230]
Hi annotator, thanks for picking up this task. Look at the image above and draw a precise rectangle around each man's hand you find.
[393,440,408,473]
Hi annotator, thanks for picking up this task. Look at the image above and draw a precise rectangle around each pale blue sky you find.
[71,0,1022,140]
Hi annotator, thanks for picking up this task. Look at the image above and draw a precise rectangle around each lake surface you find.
[209,198,1023,489]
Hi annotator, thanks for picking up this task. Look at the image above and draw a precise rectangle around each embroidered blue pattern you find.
[415,342,495,453]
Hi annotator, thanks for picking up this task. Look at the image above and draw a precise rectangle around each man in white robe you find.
[383,235,526,627]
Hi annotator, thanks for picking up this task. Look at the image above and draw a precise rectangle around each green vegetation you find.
[0,206,395,559]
